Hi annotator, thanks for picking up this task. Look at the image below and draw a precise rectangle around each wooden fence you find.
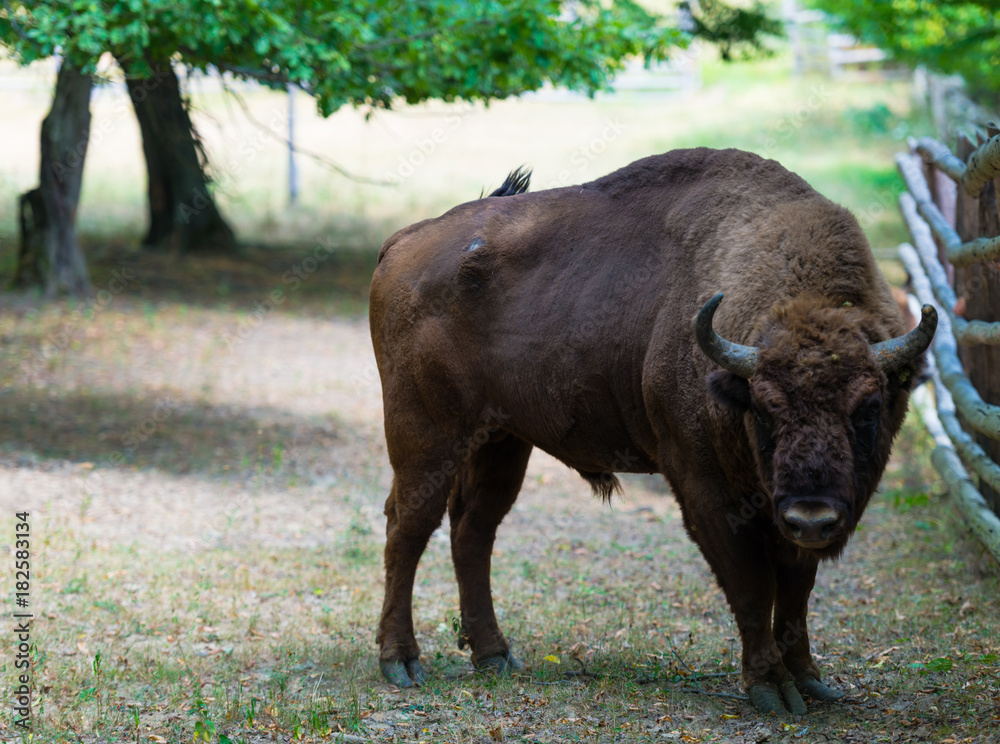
[896,125,1000,562]
[784,3,887,78]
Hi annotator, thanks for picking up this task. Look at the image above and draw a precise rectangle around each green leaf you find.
[919,657,954,674]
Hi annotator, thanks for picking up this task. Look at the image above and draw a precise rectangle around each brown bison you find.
[369,148,936,714]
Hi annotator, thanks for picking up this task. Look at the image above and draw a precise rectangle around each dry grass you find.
[1,53,999,744]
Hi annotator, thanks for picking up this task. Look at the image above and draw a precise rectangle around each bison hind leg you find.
[578,470,623,503]
[376,462,453,688]
[449,433,533,674]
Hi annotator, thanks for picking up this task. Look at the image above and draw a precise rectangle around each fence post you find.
[923,148,956,283]
[955,123,1000,512]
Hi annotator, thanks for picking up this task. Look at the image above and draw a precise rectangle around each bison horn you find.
[695,294,759,378]
[869,304,938,373]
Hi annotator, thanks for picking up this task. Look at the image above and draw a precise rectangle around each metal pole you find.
[288,83,298,206]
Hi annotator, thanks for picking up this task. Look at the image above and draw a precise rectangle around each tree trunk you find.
[119,57,235,253]
[13,62,93,296]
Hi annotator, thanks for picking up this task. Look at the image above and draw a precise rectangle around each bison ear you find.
[707,370,751,411]
[893,355,928,392]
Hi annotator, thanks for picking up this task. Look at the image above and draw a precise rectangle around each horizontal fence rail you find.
[896,129,1000,564]
[897,151,1000,269]
[901,246,1000,492]
[901,245,1000,562]
[915,132,1000,198]
[898,192,1000,347]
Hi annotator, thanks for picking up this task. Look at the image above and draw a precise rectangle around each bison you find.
[368,148,936,715]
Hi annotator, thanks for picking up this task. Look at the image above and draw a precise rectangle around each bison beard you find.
[369,148,936,715]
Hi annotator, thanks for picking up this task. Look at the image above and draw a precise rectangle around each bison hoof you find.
[748,679,807,717]
[796,675,845,702]
[475,653,523,676]
[381,658,427,688]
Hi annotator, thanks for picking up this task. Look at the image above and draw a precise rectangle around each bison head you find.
[696,294,937,556]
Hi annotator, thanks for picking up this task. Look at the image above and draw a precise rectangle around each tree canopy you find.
[1,0,695,115]
[0,0,781,291]
[809,0,1000,101]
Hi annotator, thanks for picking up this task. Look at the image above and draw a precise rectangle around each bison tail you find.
[486,166,532,198]
[578,470,623,503]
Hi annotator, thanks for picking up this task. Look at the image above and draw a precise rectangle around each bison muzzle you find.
[369,148,936,715]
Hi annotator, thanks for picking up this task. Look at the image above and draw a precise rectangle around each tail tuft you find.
[578,470,623,504]
[487,166,532,198]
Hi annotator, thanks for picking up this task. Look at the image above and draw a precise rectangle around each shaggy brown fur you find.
[369,148,926,713]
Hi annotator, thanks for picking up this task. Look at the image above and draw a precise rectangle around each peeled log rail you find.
[898,194,1000,346]
[911,309,1000,494]
[897,150,1000,267]
[963,133,1000,198]
[902,247,1000,565]
[915,132,1000,199]
[896,153,963,254]
[899,242,1000,442]
[899,195,961,316]
[902,243,1000,484]
[932,447,1000,565]
[949,234,1000,267]
[910,366,1000,500]
[933,380,1000,495]
[915,136,967,183]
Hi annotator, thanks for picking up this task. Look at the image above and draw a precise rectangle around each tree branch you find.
[220,82,394,186]
[2,0,37,46]
[207,60,316,96]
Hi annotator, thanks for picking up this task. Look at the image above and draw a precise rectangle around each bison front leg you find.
[773,559,844,703]
[677,492,805,716]
[449,435,533,676]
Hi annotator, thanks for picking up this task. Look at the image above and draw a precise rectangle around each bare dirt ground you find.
[1,247,999,743]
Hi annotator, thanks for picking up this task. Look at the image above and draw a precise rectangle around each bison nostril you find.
[781,506,841,544]
[782,515,805,538]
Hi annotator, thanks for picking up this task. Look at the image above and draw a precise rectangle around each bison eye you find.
[752,407,771,431]
[751,406,775,454]
[852,395,883,430]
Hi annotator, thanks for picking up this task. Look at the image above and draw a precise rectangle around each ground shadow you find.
[0,386,368,483]
[1,240,380,319]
